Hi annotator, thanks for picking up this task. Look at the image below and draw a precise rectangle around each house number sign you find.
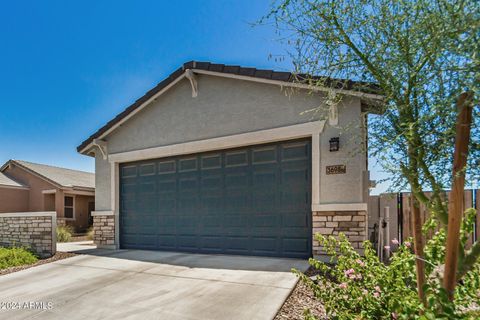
[326,165,346,175]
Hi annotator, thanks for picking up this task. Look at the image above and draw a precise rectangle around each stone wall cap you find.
[91,211,114,216]
[312,203,368,212]
[0,211,56,218]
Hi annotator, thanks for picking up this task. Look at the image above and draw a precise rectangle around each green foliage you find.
[0,247,38,270]
[266,0,480,293]
[298,232,480,319]
[86,226,94,241]
[56,225,73,242]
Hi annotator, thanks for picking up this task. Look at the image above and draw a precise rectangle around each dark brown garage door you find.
[119,139,312,258]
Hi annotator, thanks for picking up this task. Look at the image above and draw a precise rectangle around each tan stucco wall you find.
[94,74,367,210]
[0,187,29,213]
[69,195,94,232]
[3,164,57,212]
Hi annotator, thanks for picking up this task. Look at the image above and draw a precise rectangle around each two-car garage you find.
[119,139,312,258]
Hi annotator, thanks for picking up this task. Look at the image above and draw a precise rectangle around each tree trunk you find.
[443,92,474,300]
[411,196,426,304]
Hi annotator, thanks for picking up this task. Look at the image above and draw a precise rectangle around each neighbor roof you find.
[1,160,95,190]
[77,61,382,153]
[0,172,27,189]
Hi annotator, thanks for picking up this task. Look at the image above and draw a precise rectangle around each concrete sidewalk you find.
[0,248,308,320]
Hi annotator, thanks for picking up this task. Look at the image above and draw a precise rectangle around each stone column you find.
[91,211,115,249]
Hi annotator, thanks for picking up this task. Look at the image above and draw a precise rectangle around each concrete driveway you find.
[0,243,308,320]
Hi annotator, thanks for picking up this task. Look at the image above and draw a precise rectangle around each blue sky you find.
[0,0,388,193]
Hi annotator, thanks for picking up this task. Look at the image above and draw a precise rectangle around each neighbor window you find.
[64,196,74,219]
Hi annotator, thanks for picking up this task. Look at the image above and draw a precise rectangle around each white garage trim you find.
[108,121,325,163]
[312,203,368,212]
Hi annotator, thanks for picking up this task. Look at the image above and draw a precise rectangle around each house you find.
[78,61,383,258]
[0,160,95,232]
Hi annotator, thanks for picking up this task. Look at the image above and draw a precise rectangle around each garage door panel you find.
[252,193,276,212]
[201,175,222,189]
[179,177,198,191]
[139,163,156,176]
[201,236,223,250]
[251,237,277,253]
[201,154,222,169]
[252,146,277,164]
[281,142,309,160]
[223,215,249,228]
[225,172,248,188]
[158,179,176,192]
[283,213,309,228]
[179,158,197,172]
[177,235,198,249]
[120,139,311,258]
[177,198,198,212]
[283,238,309,256]
[225,236,250,252]
[157,235,176,249]
[281,193,308,210]
[225,151,248,167]
[121,165,137,177]
[121,183,137,195]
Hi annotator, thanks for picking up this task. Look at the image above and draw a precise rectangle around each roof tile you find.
[10,160,94,189]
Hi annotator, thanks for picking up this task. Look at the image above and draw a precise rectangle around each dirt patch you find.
[275,271,326,320]
[0,251,76,276]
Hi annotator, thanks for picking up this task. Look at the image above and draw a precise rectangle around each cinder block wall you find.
[0,212,57,258]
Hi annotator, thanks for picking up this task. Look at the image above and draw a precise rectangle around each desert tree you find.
[264,0,479,302]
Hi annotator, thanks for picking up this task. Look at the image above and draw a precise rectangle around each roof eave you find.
[77,61,385,154]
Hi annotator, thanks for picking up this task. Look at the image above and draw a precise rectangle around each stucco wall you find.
[106,75,320,154]
[2,164,57,212]
[320,99,366,203]
[71,194,95,232]
[95,74,367,209]
[95,149,111,211]
[0,187,29,213]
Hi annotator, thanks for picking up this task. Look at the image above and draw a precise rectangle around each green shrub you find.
[298,212,480,319]
[56,225,73,242]
[0,247,38,270]
[86,226,94,241]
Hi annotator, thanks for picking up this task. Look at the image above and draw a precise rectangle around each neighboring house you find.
[0,172,30,213]
[0,160,95,232]
[78,61,383,258]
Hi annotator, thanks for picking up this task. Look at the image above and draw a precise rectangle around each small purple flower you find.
[404,241,412,248]
[339,282,348,289]
[373,291,380,298]
[391,238,399,245]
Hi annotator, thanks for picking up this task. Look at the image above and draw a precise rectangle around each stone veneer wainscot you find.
[92,211,115,248]
[0,212,57,258]
[312,211,367,256]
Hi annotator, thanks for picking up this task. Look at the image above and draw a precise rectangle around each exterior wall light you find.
[329,137,340,152]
